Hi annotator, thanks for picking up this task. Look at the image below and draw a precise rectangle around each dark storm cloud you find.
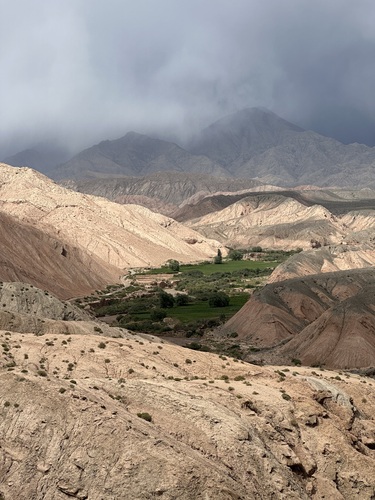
[2,0,375,156]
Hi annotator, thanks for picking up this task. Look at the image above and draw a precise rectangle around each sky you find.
[2,0,375,157]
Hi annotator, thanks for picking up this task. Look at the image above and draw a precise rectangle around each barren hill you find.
[179,189,375,251]
[50,132,228,180]
[183,193,347,250]
[0,164,223,297]
[269,244,375,283]
[221,268,375,369]
[188,107,375,187]
[1,319,375,498]
[0,282,90,321]
[61,172,263,214]
[174,187,375,222]
[0,210,117,299]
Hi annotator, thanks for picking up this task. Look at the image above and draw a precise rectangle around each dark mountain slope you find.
[51,132,228,180]
[188,108,375,186]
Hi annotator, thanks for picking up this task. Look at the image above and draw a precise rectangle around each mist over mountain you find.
[11,108,372,188]
[187,108,375,186]
[49,131,228,180]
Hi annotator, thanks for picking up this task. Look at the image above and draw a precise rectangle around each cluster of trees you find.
[159,290,229,309]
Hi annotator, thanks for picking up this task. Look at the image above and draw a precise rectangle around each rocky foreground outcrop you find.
[0,323,375,499]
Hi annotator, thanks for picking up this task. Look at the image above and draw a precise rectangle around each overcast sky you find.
[2,0,375,156]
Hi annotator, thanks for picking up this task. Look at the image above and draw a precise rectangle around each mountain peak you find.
[189,108,304,168]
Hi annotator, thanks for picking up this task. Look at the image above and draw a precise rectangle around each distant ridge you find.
[5,107,375,187]
[187,107,375,187]
[49,132,228,180]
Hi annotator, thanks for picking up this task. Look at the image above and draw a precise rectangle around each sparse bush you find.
[175,294,189,306]
[137,412,152,422]
[167,259,180,272]
[150,308,167,321]
[228,249,243,261]
[159,291,175,309]
[208,292,230,308]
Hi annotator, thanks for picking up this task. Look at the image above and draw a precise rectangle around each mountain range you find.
[4,107,375,187]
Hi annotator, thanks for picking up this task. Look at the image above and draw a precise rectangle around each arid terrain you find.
[1,109,375,498]
[220,268,375,369]
[176,190,375,253]
[0,283,375,499]
[0,163,225,298]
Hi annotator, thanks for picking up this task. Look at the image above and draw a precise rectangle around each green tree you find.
[228,249,243,261]
[167,259,180,272]
[208,292,230,307]
[175,294,189,306]
[159,291,175,308]
[214,249,222,264]
[150,308,167,321]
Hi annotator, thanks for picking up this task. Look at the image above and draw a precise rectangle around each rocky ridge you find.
[50,132,228,180]
[0,322,374,499]
[188,107,375,187]
[180,190,375,253]
[60,172,263,213]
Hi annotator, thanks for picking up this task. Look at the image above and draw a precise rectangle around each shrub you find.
[150,308,167,321]
[159,291,175,309]
[137,412,152,422]
[291,358,301,366]
[167,259,180,272]
[228,249,243,261]
[208,292,230,308]
[98,342,106,349]
[175,294,189,306]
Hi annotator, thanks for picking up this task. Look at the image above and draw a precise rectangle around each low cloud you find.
[2,0,375,156]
